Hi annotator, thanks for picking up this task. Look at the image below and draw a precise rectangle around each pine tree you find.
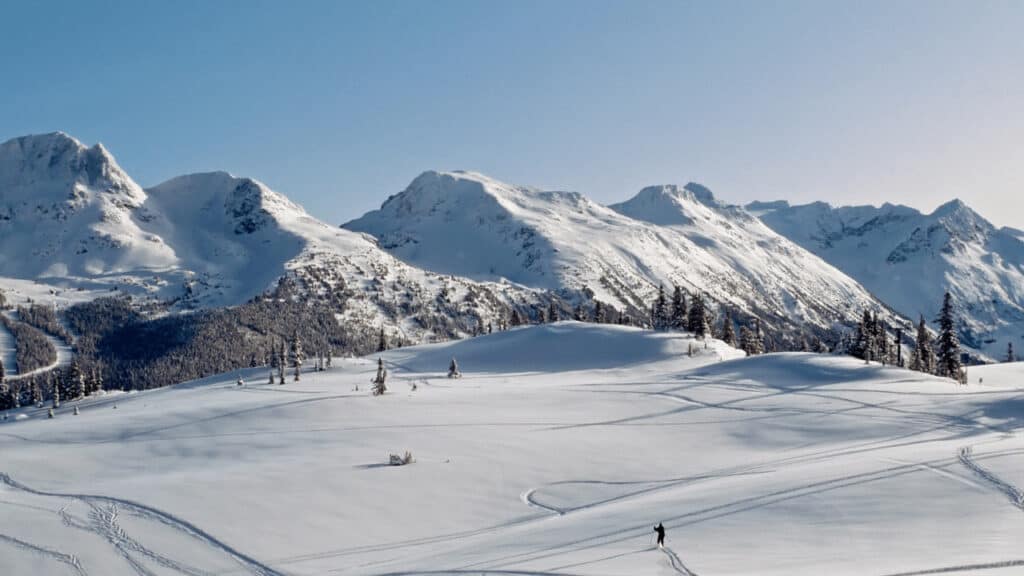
[573,304,585,322]
[31,382,43,406]
[548,301,559,323]
[935,291,962,379]
[510,309,523,327]
[372,357,387,395]
[670,286,687,330]
[91,367,103,395]
[278,341,286,384]
[652,284,668,330]
[0,359,4,383]
[377,327,388,352]
[1007,342,1016,363]
[720,313,737,347]
[66,360,85,400]
[0,380,11,411]
[291,332,304,382]
[594,301,606,324]
[910,314,935,374]
[51,375,60,409]
[687,293,709,338]
[895,328,904,367]
[741,320,765,355]
[447,357,461,379]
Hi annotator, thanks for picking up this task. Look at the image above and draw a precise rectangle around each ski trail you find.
[957,447,1024,510]
[520,488,565,516]
[0,472,283,576]
[880,558,1024,575]
[2,310,74,382]
[661,545,698,576]
[0,532,88,576]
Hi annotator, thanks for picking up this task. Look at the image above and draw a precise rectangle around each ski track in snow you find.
[0,472,282,576]
[662,546,697,576]
[0,532,88,576]
[957,446,1024,511]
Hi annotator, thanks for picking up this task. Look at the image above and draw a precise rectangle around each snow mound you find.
[382,322,743,373]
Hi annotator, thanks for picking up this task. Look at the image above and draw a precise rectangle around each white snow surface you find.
[753,199,1024,359]
[344,171,901,332]
[2,322,1024,575]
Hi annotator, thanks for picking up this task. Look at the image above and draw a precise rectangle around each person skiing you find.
[654,522,665,548]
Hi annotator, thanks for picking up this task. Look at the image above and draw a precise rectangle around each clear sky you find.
[2,1,1022,228]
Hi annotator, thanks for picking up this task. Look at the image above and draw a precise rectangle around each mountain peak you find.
[610,182,739,226]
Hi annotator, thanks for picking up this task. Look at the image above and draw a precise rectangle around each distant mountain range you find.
[1,131,1020,359]
[749,199,1024,359]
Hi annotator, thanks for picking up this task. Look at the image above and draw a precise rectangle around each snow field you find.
[1,324,1023,575]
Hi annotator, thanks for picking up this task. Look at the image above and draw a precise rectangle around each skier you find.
[654,522,665,548]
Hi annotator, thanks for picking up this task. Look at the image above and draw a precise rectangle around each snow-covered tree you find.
[51,375,60,409]
[719,314,737,347]
[740,320,765,356]
[652,284,668,330]
[447,357,461,379]
[372,358,387,396]
[910,314,935,374]
[1007,342,1016,363]
[31,382,43,406]
[377,327,388,352]
[278,341,286,384]
[291,332,304,382]
[594,301,606,324]
[66,360,86,400]
[548,301,560,323]
[687,293,709,338]
[935,291,961,379]
[670,286,687,330]
[510,309,524,327]
[573,304,585,322]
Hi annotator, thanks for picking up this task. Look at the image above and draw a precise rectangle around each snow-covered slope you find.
[2,323,1023,575]
[753,199,1024,358]
[0,134,550,342]
[345,171,903,337]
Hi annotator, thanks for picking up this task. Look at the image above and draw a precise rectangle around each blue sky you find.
[2,1,1022,228]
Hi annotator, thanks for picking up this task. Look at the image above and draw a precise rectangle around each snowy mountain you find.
[752,199,1024,358]
[0,133,550,343]
[344,171,904,340]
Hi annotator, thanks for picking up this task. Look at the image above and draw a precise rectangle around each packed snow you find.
[2,323,1023,575]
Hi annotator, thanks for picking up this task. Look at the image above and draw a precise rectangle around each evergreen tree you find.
[447,357,461,379]
[291,332,304,382]
[741,320,765,355]
[910,314,935,374]
[548,301,560,323]
[51,374,60,409]
[720,313,737,347]
[0,380,11,411]
[594,301,606,324]
[935,291,962,379]
[510,309,523,327]
[92,367,103,395]
[372,357,387,395]
[66,360,85,400]
[1007,342,1016,363]
[895,328,904,367]
[0,359,4,383]
[278,341,286,384]
[377,327,388,352]
[31,382,43,405]
[573,304,585,322]
[687,293,709,338]
[670,286,687,330]
[652,284,668,330]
